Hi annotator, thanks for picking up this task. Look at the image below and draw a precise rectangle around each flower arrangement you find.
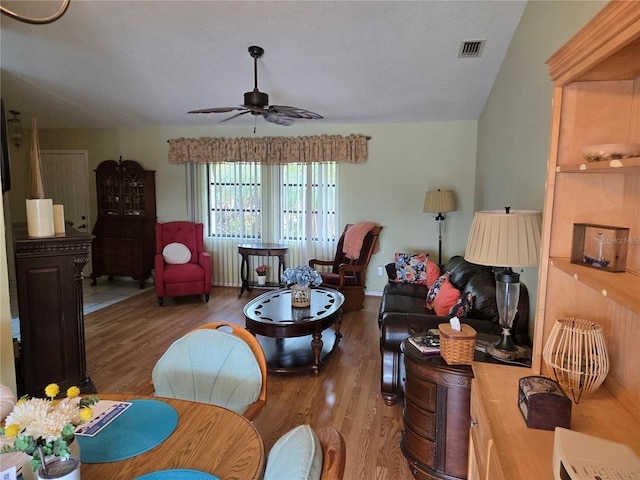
[255,265,269,276]
[0,384,99,473]
[282,265,322,288]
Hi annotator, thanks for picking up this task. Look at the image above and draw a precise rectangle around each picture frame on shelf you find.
[570,223,628,273]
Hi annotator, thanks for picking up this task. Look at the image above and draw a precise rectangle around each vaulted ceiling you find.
[1,0,526,129]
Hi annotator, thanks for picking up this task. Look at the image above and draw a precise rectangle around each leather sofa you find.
[379,255,530,406]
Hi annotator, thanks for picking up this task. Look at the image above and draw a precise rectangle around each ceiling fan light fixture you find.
[244,91,269,109]
[188,45,322,126]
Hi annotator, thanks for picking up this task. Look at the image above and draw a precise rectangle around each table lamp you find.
[423,189,457,265]
[464,208,541,360]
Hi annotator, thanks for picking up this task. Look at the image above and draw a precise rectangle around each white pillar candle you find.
[26,198,55,237]
[53,204,65,234]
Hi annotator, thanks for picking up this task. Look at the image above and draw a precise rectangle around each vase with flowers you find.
[255,265,268,286]
[0,383,98,480]
[282,265,322,307]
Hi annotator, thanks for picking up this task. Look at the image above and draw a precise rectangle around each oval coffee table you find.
[243,287,345,374]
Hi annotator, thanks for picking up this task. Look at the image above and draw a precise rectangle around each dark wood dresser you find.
[14,226,95,397]
[90,158,156,288]
[401,340,473,480]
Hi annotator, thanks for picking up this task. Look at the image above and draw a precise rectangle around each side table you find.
[237,243,288,298]
[401,339,473,480]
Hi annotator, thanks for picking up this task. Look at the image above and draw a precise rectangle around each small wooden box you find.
[438,323,476,365]
[518,376,571,431]
[570,223,628,272]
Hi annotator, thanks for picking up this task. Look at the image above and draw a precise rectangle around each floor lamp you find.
[423,189,457,265]
[464,208,542,361]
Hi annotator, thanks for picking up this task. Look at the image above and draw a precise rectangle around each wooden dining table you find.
[80,394,265,480]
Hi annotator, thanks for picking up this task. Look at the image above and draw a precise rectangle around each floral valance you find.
[167,134,368,164]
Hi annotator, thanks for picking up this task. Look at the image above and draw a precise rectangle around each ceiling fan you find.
[188,45,323,126]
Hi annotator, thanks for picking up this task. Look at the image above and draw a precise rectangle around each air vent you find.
[459,40,485,58]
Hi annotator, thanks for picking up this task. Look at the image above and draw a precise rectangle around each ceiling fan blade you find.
[269,105,323,119]
[263,111,295,126]
[219,110,252,123]
[188,106,245,114]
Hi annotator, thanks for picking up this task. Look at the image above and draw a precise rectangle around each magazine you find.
[75,400,132,437]
[408,335,440,355]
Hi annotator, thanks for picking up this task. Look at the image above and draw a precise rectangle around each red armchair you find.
[154,221,212,306]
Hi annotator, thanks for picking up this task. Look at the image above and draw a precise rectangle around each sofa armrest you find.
[380,312,505,351]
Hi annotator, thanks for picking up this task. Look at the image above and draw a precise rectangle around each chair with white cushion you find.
[154,221,211,306]
[151,322,267,421]
[263,424,346,480]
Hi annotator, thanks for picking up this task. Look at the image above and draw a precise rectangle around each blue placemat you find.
[77,399,178,463]
[134,470,221,480]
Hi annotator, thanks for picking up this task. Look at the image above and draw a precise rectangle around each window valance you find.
[167,134,368,164]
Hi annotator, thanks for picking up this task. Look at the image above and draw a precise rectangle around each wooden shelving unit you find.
[555,156,640,173]
[469,3,640,479]
[550,257,640,316]
[532,3,640,415]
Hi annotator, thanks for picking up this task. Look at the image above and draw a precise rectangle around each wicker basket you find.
[438,323,476,365]
[291,284,311,308]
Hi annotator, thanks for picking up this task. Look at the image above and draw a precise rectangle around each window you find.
[209,162,262,239]
[207,162,337,243]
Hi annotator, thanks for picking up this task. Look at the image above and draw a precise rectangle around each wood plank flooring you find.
[83,286,415,479]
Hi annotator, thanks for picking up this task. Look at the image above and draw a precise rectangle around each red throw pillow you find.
[433,279,461,316]
[426,260,441,288]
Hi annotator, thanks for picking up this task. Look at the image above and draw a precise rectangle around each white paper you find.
[75,400,132,437]
[449,317,461,331]
[0,466,17,480]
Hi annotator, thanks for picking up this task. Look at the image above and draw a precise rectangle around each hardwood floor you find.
[83,286,415,479]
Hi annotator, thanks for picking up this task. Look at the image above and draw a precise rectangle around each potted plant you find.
[255,265,268,285]
[282,265,322,307]
[0,384,99,480]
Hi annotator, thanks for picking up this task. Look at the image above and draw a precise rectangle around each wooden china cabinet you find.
[90,158,156,288]
[468,3,640,479]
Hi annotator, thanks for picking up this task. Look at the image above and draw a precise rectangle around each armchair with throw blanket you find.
[309,223,382,311]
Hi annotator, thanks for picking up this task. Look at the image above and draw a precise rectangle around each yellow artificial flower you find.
[66,386,80,399]
[45,383,60,399]
[16,398,26,406]
[4,424,20,437]
[79,407,93,422]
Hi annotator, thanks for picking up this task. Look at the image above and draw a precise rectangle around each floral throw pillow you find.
[448,291,474,318]
[425,272,450,310]
[394,253,430,285]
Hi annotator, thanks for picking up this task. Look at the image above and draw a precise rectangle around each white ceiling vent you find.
[459,40,485,58]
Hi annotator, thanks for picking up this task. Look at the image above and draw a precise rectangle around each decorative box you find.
[438,323,476,365]
[518,376,571,431]
[570,223,628,272]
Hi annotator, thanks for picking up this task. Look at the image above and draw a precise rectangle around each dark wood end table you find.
[401,340,473,480]
[243,287,345,374]
[237,243,288,298]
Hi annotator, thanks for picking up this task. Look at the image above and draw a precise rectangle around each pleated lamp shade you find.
[464,209,542,268]
[423,190,456,214]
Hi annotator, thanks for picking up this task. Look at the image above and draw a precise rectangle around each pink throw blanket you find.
[343,222,378,260]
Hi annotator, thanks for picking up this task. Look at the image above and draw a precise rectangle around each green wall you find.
[475,0,607,334]
[7,120,478,294]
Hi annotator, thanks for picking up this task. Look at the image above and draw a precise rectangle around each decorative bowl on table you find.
[580,143,640,162]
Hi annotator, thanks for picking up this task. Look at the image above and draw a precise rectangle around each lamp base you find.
[486,343,529,361]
